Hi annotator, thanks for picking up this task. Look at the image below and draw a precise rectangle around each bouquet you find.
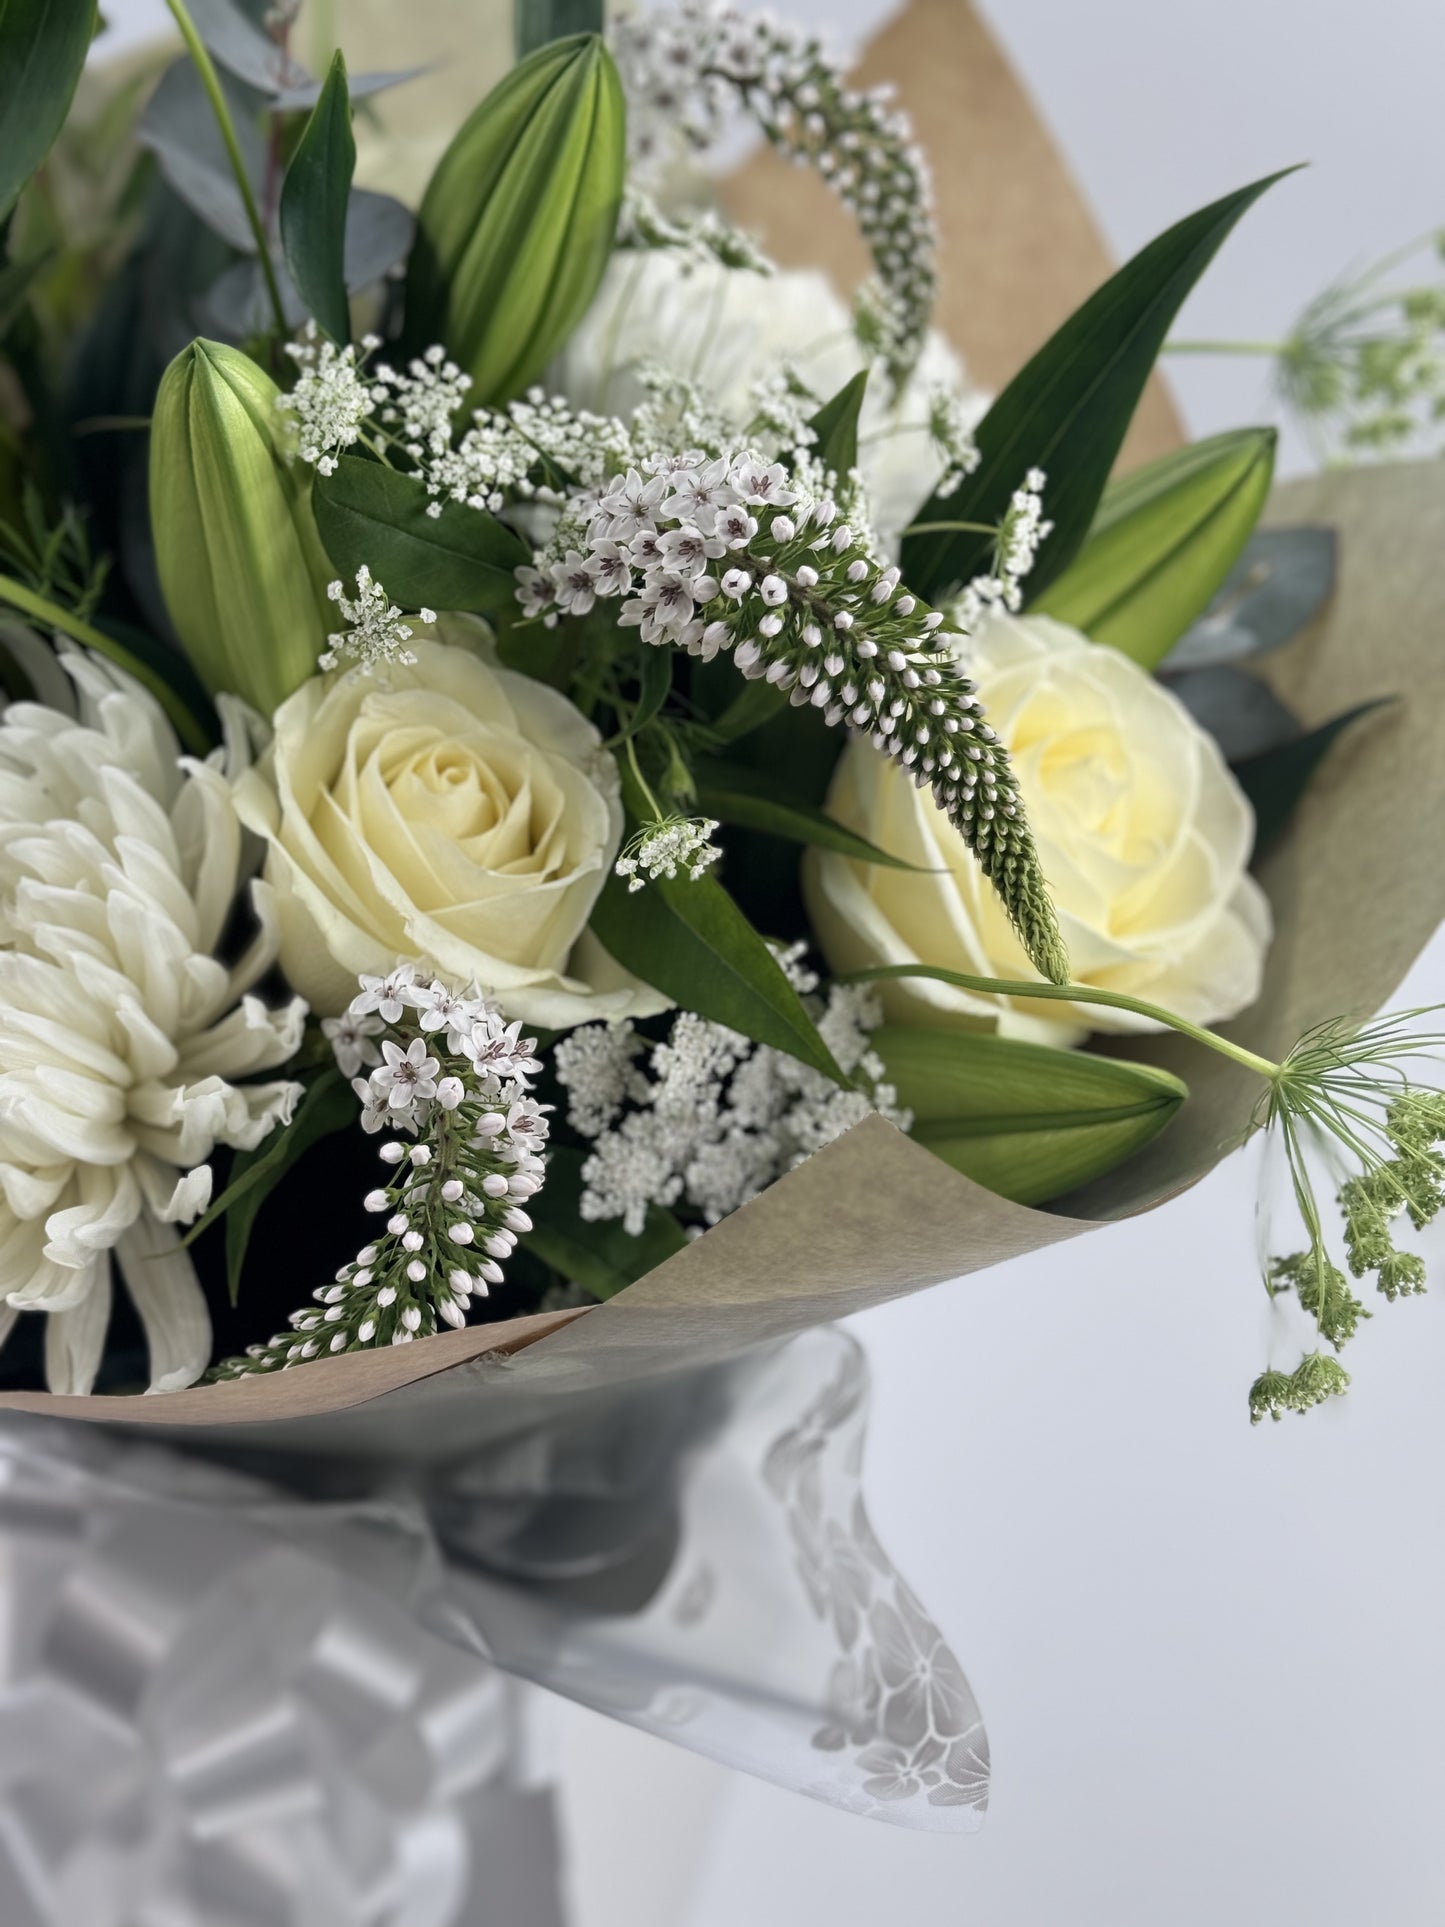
[1,0,1443,1427]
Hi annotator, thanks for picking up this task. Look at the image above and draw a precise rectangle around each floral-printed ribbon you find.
[0,1331,985,1924]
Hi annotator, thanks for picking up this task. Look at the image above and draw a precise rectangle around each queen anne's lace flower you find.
[0,658,305,1393]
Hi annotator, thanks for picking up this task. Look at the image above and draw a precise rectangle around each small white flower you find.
[351,964,417,1025]
[322,1010,382,1078]
[374,1037,441,1109]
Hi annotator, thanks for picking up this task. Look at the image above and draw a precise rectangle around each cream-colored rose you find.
[235,635,660,1028]
[804,614,1272,1045]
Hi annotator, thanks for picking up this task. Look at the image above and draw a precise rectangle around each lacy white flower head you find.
[554,946,910,1235]
[0,655,305,1393]
[521,443,1069,985]
[215,971,548,1375]
[320,566,433,674]
[276,324,386,474]
[615,815,723,892]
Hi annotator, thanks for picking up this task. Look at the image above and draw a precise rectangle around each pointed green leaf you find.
[515,0,605,59]
[872,1025,1187,1206]
[808,370,869,475]
[1234,698,1393,858]
[0,0,95,220]
[589,766,847,1085]
[900,171,1293,603]
[313,454,530,613]
[1034,427,1276,667]
[693,759,929,871]
[526,1144,686,1299]
[279,49,355,345]
[610,643,672,746]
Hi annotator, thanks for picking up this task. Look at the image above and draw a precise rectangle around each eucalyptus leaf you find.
[808,370,869,476]
[526,1144,686,1300]
[280,49,354,343]
[201,188,415,336]
[515,0,605,60]
[872,1025,1187,1207]
[1034,427,1275,667]
[693,759,928,871]
[900,171,1291,603]
[1166,664,1300,762]
[138,55,266,253]
[591,765,847,1085]
[1234,699,1392,858]
[185,0,309,96]
[1163,526,1338,670]
[272,66,426,112]
[0,0,96,220]
[313,454,529,614]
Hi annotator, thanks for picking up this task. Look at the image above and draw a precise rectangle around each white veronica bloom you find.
[0,657,305,1395]
[553,251,986,551]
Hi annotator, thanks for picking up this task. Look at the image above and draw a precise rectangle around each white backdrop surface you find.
[81,3,1445,1922]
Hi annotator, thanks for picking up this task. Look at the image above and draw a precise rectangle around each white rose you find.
[235,635,661,1028]
[804,614,1272,1045]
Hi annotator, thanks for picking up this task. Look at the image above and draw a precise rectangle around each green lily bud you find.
[1033,427,1277,669]
[150,339,334,714]
[404,33,625,405]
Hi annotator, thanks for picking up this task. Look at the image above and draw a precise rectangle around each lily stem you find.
[163,0,289,341]
[843,963,1283,1081]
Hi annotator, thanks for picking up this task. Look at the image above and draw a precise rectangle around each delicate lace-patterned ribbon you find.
[0,1331,985,1924]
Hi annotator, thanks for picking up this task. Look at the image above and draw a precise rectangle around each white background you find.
[92,3,1445,1921]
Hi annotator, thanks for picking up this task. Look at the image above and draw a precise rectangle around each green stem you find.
[624,734,665,820]
[899,518,1000,538]
[1162,339,1288,357]
[0,572,210,754]
[843,962,1282,1081]
[163,0,289,341]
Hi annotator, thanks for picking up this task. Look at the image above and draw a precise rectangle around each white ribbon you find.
[0,1330,986,1923]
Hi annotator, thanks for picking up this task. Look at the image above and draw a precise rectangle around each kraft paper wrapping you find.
[15,14,1440,1449]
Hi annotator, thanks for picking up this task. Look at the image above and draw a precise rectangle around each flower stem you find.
[0,571,211,754]
[163,0,289,341]
[898,519,1000,538]
[842,963,1282,1081]
[624,734,665,820]
[1162,339,1289,357]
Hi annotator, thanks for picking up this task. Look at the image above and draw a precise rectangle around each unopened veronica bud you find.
[441,1177,465,1202]
[439,1297,467,1329]
[796,565,819,588]
[150,340,334,712]
[436,1075,465,1110]
[406,1260,427,1283]
[503,1207,533,1232]
[363,1189,389,1212]
[402,1229,425,1252]
[378,1142,406,1164]
[387,1212,409,1235]
[449,1221,475,1245]
[760,574,788,606]
[377,1285,397,1307]
[722,568,752,599]
[772,515,796,541]
[402,1304,423,1331]
[831,526,852,551]
[410,1144,432,1166]
[482,1173,509,1197]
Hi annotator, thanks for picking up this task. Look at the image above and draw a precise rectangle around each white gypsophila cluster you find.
[0,655,304,1395]
[279,327,635,518]
[320,566,434,673]
[950,468,1053,634]
[610,0,937,390]
[554,946,910,1235]
[214,967,548,1375]
[554,252,984,554]
[615,814,724,892]
[516,444,1069,984]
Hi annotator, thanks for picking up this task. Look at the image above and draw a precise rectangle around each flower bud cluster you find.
[211,968,549,1374]
[519,448,1069,984]
[611,0,936,390]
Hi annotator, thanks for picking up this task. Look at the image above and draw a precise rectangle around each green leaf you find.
[0,249,53,338]
[900,171,1292,604]
[808,370,869,475]
[527,1144,686,1299]
[279,49,355,344]
[0,0,95,220]
[872,1025,1187,1206]
[1033,427,1276,667]
[693,758,929,871]
[1164,526,1336,670]
[1234,699,1393,858]
[590,766,848,1086]
[514,0,604,59]
[182,1069,355,1302]
[610,643,672,746]
[314,454,529,613]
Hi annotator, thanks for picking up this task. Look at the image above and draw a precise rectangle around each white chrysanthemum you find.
[553,251,986,550]
[0,657,305,1395]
